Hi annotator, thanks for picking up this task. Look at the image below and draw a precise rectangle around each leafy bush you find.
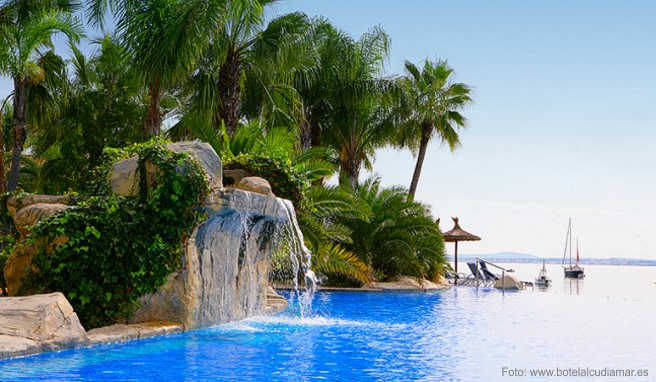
[223,153,308,209]
[341,177,446,282]
[22,141,209,329]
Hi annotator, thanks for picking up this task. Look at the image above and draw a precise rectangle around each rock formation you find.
[0,141,301,358]
[0,293,88,358]
[494,274,524,290]
[3,201,71,295]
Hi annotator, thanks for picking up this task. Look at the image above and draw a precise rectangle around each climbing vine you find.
[22,141,210,329]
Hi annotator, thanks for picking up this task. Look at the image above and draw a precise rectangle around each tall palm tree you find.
[31,36,148,193]
[0,94,11,193]
[0,0,83,191]
[313,25,397,188]
[294,20,394,152]
[186,0,312,138]
[400,60,473,199]
[87,0,228,136]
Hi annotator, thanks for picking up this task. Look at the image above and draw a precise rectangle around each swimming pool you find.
[1,288,653,381]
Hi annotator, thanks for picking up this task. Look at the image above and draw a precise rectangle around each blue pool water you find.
[1,287,654,381]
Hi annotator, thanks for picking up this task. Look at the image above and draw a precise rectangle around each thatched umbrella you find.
[441,217,481,274]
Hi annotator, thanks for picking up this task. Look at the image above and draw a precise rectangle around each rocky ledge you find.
[0,293,181,359]
[0,289,288,360]
[371,276,450,291]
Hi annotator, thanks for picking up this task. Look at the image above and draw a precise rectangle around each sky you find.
[1,1,655,259]
[271,0,656,260]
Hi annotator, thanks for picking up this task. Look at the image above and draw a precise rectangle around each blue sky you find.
[272,0,656,259]
[2,1,655,259]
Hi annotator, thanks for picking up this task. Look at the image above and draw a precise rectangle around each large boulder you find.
[6,194,70,217]
[0,293,88,359]
[494,274,524,290]
[109,141,222,196]
[235,176,274,196]
[371,275,449,291]
[4,203,71,296]
[130,188,291,328]
[13,203,70,239]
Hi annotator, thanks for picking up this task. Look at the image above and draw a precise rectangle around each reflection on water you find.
[456,262,656,300]
[564,276,584,295]
[1,288,656,381]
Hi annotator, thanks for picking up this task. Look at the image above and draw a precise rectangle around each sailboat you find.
[562,219,584,278]
[535,260,552,287]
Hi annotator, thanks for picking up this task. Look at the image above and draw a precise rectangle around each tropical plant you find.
[0,0,83,191]
[185,0,312,137]
[398,60,473,198]
[30,35,147,193]
[341,177,446,281]
[88,0,228,136]
[293,20,398,188]
[0,94,11,193]
[299,184,372,285]
[22,141,210,328]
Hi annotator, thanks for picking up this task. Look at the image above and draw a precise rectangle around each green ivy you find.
[21,141,209,329]
[223,153,309,210]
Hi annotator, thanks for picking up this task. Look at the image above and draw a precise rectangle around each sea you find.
[1,263,655,381]
[455,261,656,301]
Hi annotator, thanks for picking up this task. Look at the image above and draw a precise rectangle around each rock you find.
[109,141,222,196]
[86,321,183,346]
[131,188,295,329]
[494,274,524,290]
[223,168,252,185]
[13,203,70,239]
[4,203,71,295]
[265,286,288,315]
[371,275,449,291]
[6,194,70,217]
[0,293,88,359]
[167,141,222,190]
[235,176,274,196]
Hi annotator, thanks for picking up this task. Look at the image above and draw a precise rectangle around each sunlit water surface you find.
[1,264,655,381]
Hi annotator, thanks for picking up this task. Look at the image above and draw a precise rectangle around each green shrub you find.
[22,141,209,329]
[223,153,309,210]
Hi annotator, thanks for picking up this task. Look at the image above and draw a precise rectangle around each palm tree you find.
[87,0,228,136]
[343,177,446,281]
[0,0,83,191]
[186,0,312,138]
[0,94,11,193]
[399,60,473,199]
[291,21,397,188]
[31,36,148,193]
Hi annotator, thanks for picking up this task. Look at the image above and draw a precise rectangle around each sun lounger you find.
[479,261,500,281]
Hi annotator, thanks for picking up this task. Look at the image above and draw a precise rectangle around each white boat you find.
[535,260,552,287]
[562,219,585,278]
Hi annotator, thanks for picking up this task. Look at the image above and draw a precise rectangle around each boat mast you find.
[576,236,579,265]
[562,218,571,268]
[569,221,573,267]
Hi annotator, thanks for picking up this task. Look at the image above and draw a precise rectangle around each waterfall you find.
[278,199,317,317]
[132,188,315,328]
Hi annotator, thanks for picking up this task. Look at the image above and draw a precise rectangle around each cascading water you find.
[278,199,317,317]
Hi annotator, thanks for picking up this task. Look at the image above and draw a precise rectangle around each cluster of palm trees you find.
[1,0,473,284]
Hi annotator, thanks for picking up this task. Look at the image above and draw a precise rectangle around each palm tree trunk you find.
[408,123,432,199]
[0,95,10,194]
[300,109,322,150]
[339,152,360,190]
[218,52,242,138]
[300,117,311,151]
[143,79,162,136]
[7,78,27,192]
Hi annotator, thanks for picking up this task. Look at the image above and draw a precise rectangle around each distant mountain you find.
[455,252,537,260]
[451,252,656,266]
